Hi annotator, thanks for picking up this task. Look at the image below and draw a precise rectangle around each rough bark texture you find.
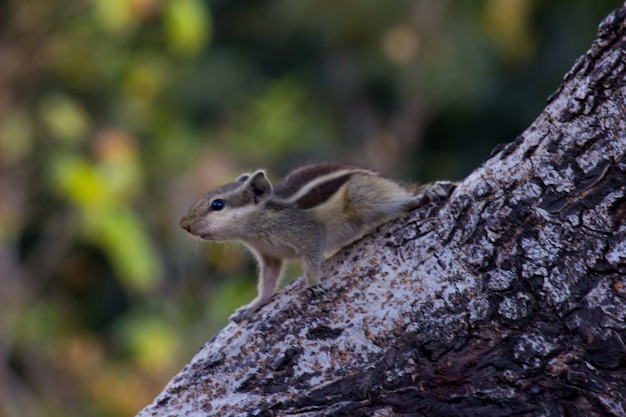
[138,7,626,417]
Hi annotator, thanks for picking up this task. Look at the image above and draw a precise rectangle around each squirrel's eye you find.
[210,199,225,211]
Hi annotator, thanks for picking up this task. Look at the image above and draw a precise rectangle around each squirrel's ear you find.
[247,170,273,204]
[236,173,250,182]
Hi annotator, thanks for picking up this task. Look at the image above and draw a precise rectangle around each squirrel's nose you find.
[179,216,192,232]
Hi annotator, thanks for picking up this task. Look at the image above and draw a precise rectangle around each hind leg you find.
[343,174,417,220]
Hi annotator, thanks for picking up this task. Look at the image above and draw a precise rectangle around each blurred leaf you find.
[50,154,111,207]
[164,0,211,56]
[50,151,161,292]
[483,0,536,65]
[82,206,162,293]
[93,0,138,36]
[39,93,91,145]
[116,312,178,371]
[125,55,167,101]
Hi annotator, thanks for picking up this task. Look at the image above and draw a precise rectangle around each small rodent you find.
[180,162,454,322]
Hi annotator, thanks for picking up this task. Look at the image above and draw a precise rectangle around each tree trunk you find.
[137,6,626,417]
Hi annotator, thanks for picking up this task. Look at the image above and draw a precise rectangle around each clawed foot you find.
[306,282,330,298]
[229,306,253,323]
[415,181,456,207]
[229,299,265,323]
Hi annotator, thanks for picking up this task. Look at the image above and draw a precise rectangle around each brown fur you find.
[274,163,357,198]
[294,172,356,209]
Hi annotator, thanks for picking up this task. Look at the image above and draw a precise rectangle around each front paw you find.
[229,302,260,323]
[229,306,252,323]
[229,297,268,323]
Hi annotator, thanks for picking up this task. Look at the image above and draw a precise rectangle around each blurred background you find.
[0,0,618,416]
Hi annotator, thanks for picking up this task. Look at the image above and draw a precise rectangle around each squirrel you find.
[180,162,455,322]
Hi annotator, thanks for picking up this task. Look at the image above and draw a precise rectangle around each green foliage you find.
[115,310,179,371]
[49,146,160,292]
[165,0,212,55]
[93,0,138,36]
[0,0,617,416]
[217,76,336,162]
[40,93,91,145]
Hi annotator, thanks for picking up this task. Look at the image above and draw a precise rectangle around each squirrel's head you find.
[180,170,273,240]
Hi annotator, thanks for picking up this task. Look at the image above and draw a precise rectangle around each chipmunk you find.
[180,162,454,322]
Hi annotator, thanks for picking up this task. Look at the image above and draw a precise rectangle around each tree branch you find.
[137,6,626,417]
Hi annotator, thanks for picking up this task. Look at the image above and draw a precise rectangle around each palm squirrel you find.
[180,162,454,322]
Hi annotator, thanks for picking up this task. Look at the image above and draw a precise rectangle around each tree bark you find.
[137,6,626,417]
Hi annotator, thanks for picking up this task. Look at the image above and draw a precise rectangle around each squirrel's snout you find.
[179,216,192,232]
